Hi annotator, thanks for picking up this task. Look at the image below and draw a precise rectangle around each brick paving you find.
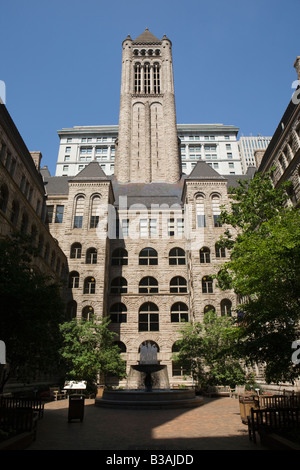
[28,396,266,451]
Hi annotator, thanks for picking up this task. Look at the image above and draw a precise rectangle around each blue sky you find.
[1,0,299,175]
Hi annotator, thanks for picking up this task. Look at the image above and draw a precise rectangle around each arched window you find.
[90,195,101,228]
[215,243,226,258]
[112,248,128,266]
[200,247,210,263]
[73,195,85,228]
[38,234,44,254]
[0,184,9,213]
[68,271,79,288]
[84,276,96,294]
[115,341,127,353]
[202,276,213,294]
[153,62,160,94]
[138,302,159,332]
[221,299,232,316]
[44,243,50,262]
[171,302,189,323]
[109,303,127,323]
[82,306,94,320]
[212,194,222,227]
[170,276,187,293]
[20,212,28,235]
[86,247,97,264]
[204,305,216,314]
[10,200,19,225]
[139,277,158,294]
[169,247,186,265]
[195,193,205,227]
[144,62,150,93]
[139,247,158,265]
[67,300,77,320]
[134,62,141,93]
[70,242,82,259]
[110,277,127,294]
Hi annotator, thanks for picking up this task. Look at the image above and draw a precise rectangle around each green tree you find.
[0,234,65,392]
[216,171,300,384]
[173,311,245,390]
[59,316,126,393]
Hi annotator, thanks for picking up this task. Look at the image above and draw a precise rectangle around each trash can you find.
[68,394,85,422]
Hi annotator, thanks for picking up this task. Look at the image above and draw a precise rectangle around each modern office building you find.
[55,125,243,177]
[238,135,272,173]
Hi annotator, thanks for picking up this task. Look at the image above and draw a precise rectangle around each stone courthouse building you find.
[42,29,250,387]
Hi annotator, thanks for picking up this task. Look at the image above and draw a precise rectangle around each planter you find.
[239,395,259,424]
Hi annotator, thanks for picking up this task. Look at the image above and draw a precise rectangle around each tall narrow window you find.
[144,62,150,93]
[215,243,226,258]
[212,194,222,227]
[202,276,213,294]
[68,271,80,288]
[153,62,160,94]
[86,248,97,264]
[196,194,205,227]
[200,247,210,263]
[134,62,141,93]
[74,196,85,228]
[46,205,54,223]
[84,276,96,294]
[221,299,232,316]
[82,306,94,321]
[0,184,9,213]
[70,243,82,259]
[55,205,64,223]
[10,200,19,225]
[90,195,101,228]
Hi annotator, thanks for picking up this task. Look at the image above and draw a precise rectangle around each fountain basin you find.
[95,389,204,409]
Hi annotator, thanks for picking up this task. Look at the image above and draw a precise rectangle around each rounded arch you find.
[138,303,159,332]
[109,302,127,323]
[169,247,186,265]
[200,246,210,263]
[221,299,232,316]
[70,242,82,259]
[115,341,127,353]
[84,276,96,294]
[171,302,189,323]
[66,300,77,320]
[138,340,160,353]
[86,247,97,264]
[110,277,127,294]
[170,276,187,293]
[112,248,128,266]
[68,271,79,288]
[139,247,158,265]
[202,276,213,294]
[204,304,216,314]
[82,305,94,320]
[139,276,158,294]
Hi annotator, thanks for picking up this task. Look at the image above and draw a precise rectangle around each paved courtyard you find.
[27,396,266,451]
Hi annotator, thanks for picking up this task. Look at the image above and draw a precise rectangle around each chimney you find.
[30,151,42,171]
[254,149,265,168]
[294,56,300,81]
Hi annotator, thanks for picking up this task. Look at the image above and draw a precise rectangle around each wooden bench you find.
[49,387,67,401]
[206,385,231,397]
[248,407,300,443]
[0,397,44,419]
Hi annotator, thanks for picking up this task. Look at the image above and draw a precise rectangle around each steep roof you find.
[132,28,161,44]
[69,161,109,181]
[187,161,226,180]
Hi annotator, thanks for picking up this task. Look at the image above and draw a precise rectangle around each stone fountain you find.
[95,341,204,409]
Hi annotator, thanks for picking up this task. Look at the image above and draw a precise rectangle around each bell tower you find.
[115,29,181,184]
